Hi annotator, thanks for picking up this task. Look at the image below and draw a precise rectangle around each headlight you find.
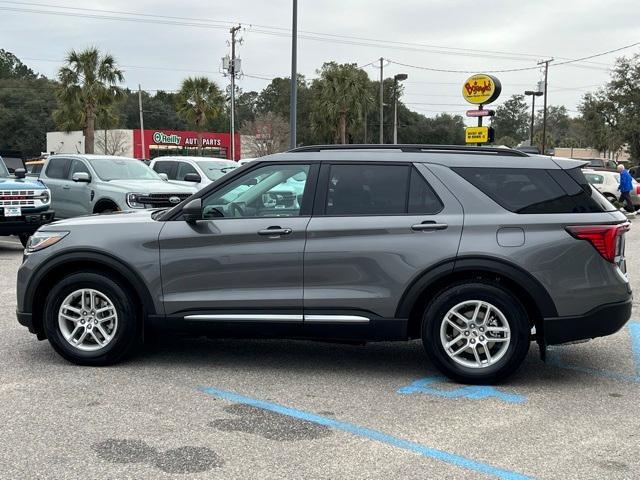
[126,192,145,209]
[25,231,68,254]
[35,189,50,204]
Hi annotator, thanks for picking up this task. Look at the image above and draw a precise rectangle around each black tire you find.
[18,233,30,248]
[421,281,530,384]
[43,272,139,366]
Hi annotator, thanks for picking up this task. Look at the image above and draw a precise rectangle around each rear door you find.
[303,162,463,325]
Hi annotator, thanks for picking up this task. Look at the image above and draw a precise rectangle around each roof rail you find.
[288,144,529,157]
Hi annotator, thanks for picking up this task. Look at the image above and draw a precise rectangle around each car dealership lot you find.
[0,228,639,480]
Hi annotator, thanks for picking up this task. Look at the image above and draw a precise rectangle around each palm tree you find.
[56,48,124,154]
[312,63,372,144]
[176,77,224,155]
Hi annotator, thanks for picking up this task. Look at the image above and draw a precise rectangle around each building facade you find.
[47,129,241,160]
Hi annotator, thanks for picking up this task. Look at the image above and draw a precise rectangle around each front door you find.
[159,162,317,323]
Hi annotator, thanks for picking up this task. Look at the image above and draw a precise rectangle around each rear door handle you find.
[258,226,293,236]
[411,221,448,231]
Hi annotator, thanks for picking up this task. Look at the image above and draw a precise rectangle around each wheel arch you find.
[397,256,557,339]
[26,250,156,338]
[93,197,121,213]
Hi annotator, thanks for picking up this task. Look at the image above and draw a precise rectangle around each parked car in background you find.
[583,168,640,209]
[0,155,53,246]
[25,159,46,178]
[39,155,197,219]
[149,156,238,190]
[583,158,618,169]
[17,145,632,384]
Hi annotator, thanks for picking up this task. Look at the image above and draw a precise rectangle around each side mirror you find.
[72,172,91,183]
[184,173,202,183]
[182,198,202,223]
[14,168,26,179]
[158,173,168,181]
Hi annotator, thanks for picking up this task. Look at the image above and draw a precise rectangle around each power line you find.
[0,1,625,68]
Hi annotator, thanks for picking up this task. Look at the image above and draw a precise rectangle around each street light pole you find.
[524,90,543,147]
[289,0,297,149]
[379,57,384,144]
[393,73,407,145]
[538,58,553,154]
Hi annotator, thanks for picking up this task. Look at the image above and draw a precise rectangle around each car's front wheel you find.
[43,272,139,365]
[422,281,530,384]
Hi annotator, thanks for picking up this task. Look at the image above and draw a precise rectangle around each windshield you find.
[90,158,160,181]
[0,158,11,177]
[196,160,238,181]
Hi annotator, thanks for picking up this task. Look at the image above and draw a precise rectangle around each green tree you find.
[534,105,570,146]
[0,48,37,80]
[579,90,624,156]
[55,48,124,154]
[311,62,372,144]
[492,94,530,142]
[175,76,224,154]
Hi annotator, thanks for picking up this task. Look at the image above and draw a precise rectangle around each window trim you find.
[313,162,443,217]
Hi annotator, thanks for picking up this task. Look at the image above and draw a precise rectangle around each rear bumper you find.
[0,211,54,235]
[543,298,632,345]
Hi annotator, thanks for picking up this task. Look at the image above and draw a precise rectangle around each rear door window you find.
[408,167,444,214]
[453,167,615,213]
[326,164,410,215]
[45,157,71,179]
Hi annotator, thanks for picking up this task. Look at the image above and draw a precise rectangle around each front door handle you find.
[411,221,448,232]
[258,226,293,236]
[62,185,71,190]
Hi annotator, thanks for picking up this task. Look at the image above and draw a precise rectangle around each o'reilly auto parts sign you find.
[153,131,181,145]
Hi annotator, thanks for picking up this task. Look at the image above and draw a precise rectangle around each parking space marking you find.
[397,376,526,404]
[199,386,533,480]
[547,321,640,384]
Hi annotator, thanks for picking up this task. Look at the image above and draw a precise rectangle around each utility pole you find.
[538,58,553,155]
[229,25,242,161]
[289,0,298,149]
[138,84,145,160]
[379,57,384,144]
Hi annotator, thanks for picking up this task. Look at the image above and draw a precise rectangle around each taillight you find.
[636,185,640,194]
[566,223,630,262]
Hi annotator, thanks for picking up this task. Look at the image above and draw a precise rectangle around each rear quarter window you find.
[453,167,615,214]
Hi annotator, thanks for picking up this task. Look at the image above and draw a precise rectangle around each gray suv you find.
[40,155,196,218]
[16,145,632,383]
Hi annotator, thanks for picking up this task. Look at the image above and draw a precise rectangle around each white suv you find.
[150,156,238,191]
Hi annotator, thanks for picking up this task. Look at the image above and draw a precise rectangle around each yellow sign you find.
[462,74,502,105]
[465,126,491,143]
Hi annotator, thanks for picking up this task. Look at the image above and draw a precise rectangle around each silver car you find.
[17,145,632,384]
[40,155,197,218]
[149,156,238,191]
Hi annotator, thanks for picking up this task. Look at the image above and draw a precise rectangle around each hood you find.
[42,208,157,229]
[105,179,197,193]
[0,177,47,190]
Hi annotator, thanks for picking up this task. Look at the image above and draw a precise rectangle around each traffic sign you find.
[466,109,495,118]
[465,126,494,144]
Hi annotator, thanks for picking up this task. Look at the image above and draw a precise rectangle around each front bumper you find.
[543,298,632,345]
[0,211,54,235]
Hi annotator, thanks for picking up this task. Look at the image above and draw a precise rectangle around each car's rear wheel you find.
[43,272,138,365]
[421,282,530,384]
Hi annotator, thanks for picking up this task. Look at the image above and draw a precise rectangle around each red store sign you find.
[133,129,240,160]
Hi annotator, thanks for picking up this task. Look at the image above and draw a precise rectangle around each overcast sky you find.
[2,0,638,124]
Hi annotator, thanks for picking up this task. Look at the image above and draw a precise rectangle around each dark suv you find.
[16,145,632,383]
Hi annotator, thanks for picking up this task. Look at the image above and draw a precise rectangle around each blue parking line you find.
[199,386,533,480]
[398,376,526,403]
[547,321,640,383]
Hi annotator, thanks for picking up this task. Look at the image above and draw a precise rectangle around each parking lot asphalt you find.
[1,226,639,480]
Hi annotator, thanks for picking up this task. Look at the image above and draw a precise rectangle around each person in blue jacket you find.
[617,164,636,214]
